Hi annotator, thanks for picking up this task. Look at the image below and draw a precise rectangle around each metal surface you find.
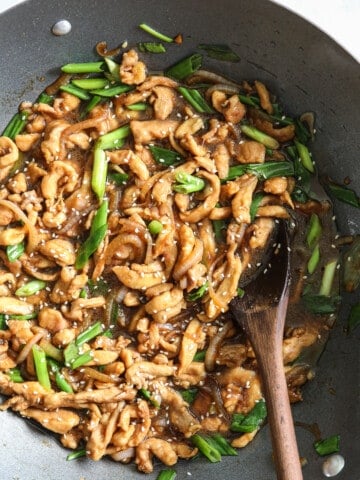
[0,1,359,479]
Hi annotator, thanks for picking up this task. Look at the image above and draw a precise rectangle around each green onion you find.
[295,118,312,144]
[237,287,245,297]
[64,341,79,368]
[139,388,160,408]
[108,171,129,185]
[347,303,360,332]
[240,124,280,149]
[104,58,120,81]
[187,282,209,302]
[302,293,340,314]
[75,201,108,269]
[314,435,340,456]
[87,277,110,296]
[95,125,130,151]
[71,351,93,369]
[148,220,163,235]
[250,192,265,221]
[206,433,238,456]
[156,469,177,480]
[238,94,260,107]
[191,434,222,463]
[59,84,91,100]
[198,44,240,62]
[71,78,109,90]
[6,242,25,262]
[230,399,267,433]
[2,111,29,139]
[138,42,166,53]
[307,244,320,274]
[139,23,174,43]
[326,182,360,208]
[306,213,322,248]
[177,86,213,113]
[212,219,227,242]
[76,321,104,346]
[36,92,54,105]
[127,102,148,111]
[294,139,314,173]
[148,145,183,166]
[319,259,338,297]
[61,62,104,74]
[90,84,133,97]
[15,280,46,297]
[225,161,294,182]
[47,359,73,393]
[79,288,87,299]
[165,54,203,80]
[66,448,87,461]
[32,345,51,390]
[81,95,102,118]
[193,350,206,361]
[173,171,206,194]
[91,148,108,200]
[8,367,23,383]
[180,387,198,404]
[0,315,8,330]
[6,313,37,321]
[39,339,63,362]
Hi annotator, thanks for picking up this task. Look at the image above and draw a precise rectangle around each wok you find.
[0,1,359,479]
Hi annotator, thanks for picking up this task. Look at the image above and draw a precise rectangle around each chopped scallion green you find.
[61,62,104,74]
[139,23,174,43]
[177,86,213,113]
[230,399,267,433]
[240,124,279,149]
[66,448,87,461]
[148,145,183,166]
[190,434,222,463]
[198,44,240,62]
[95,124,130,151]
[165,54,202,80]
[138,42,166,53]
[32,345,51,390]
[6,242,25,262]
[72,78,109,90]
[15,280,46,297]
[306,213,322,248]
[314,435,340,456]
[59,84,91,100]
[173,171,206,194]
[156,469,177,480]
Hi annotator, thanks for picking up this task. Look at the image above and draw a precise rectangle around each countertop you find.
[0,0,359,63]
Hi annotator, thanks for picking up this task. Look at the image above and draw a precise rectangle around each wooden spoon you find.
[230,220,303,480]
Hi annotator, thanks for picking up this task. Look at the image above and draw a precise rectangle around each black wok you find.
[0,1,359,479]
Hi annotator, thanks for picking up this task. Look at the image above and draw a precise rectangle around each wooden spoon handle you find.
[245,308,303,480]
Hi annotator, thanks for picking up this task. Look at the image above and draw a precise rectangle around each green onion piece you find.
[187,282,209,302]
[180,387,198,404]
[71,78,109,90]
[207,433,238,456]
[198,44,240,62]
[148,220,163,235]
[61,62,104,74]
[238,94,260,107]
[347,303,360,332]
[190,434,222,463]
[156,469,177,480]
[193,350,206,361]
[91,148,108,200]
[314,435,340,456]
[90,84,134,97]
[6,242,25,262]
[237,287,245,297]
[40,339,63,362]
[87,277,110,296]
[250,192,265,221]
[8,367,24,383]
[104,58,120,81]
[225,161,294,182]
[295,118,312,144]
[173,171,206,194]
[76,321,104,346]
[0,315,8,330]
[230,399,267,433]
[240,124,280,149]
[306,213,322,248]
[32,345,51,390]
[71,351,93,369]
[2,111,29,139]
[212,219,227,242]
[127,102,148,111]
[177,86,213,113]
[149,145,183,166]
[139,23,174,43]
[36,92,54,105]
[95,125,131,151]
[319,259,338,297]
[64,341,79,368]
[302,293,340,314]
[79,288,87,299]
[108,171,129,185]
[307,244,320,274]
[326,182,360,208]
[165,54,203,80]
[81,95,103,118]
[139,388,160,408]
[294,139,314,173]
[15,280,46,297]
[102,329,114,338]
[47,359,73,393]
[7,313,37,321]
[59,84,91,100]
[138,42,166,53]
[66,448,87,461]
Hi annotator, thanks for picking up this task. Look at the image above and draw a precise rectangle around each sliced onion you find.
[205,321,233,372]
[111,447,135,462]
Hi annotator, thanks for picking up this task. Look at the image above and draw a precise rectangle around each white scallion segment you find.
[322,454,345,477]
[51,20,72,36]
